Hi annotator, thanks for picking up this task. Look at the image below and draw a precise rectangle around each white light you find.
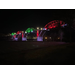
[61,24,67,27]
[41,28,43,30]
[45,28,46,30]
[31,31,33,32]
[43,28,47,30]
[50,37,51,39]
[25,31,27,33]
[37,27,39,30]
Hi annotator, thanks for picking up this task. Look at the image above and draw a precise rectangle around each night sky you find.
[0,9,75,34]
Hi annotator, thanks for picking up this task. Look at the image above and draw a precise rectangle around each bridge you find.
[11,20,67,41]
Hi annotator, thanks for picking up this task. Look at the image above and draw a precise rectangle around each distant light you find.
[33,37,37,39]
[41,28,43,30]
[37,27,39,30]
[50,37,51,39]
[25,31,27,33]
[11,33,14,36]
[58,37,60,39]
[45,37,47,39]
[61,24,67,27]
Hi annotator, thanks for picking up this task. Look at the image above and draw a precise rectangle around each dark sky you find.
[0,9,75,34]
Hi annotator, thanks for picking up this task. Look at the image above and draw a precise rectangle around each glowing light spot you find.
[11,33,14,35]
[58,37,60,39]
[45,37,47,39]
[43,28,47,30]
[37,30,39,37]
[50,37,51,39]
[14,33,16,35]
[31,29,33,32]
[33,37,37,39]
[31,30,33,32]
[53,26,56,28]
[17,31,19,34]
[37,27,39,30]
[45,28,47,29]
[41,28,43,30]
[25,31,27,33]
[37,33,39,37]
[14,35,16,38]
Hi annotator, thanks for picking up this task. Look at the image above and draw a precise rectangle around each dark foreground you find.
[0,41,75,65]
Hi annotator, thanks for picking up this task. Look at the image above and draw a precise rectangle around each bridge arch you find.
[45,20,67,29]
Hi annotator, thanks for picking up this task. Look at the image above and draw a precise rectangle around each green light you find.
[26,28,36,33]
[11,33,14,35]
[14,33,16,35]
[31,29,33,32]
[11,33,16,35]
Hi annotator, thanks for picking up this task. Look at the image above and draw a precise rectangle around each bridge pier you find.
[22,37,27,41]
[37,36,43,41]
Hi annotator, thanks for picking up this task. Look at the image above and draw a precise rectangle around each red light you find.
[17,31,22,34]
[53,26,56,28]
[22,34,23,38]
[17,31,19,34]
[49,26,52,29]
[60,21,62,24]
[45,24,47,27]
[45,28,47,29]
[37,33,39,37]
[37,30,39,37]
[51,27,52,28]
[45,20,65,29]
